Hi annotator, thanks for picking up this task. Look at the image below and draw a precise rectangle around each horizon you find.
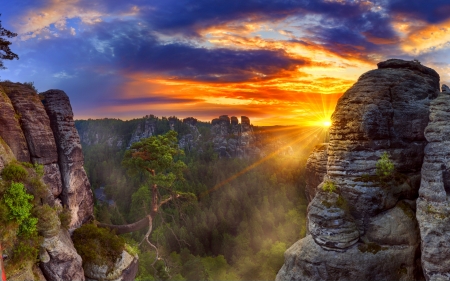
[1,1,450,126]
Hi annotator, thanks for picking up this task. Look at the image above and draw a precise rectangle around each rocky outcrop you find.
[0,85,30,162]
[1,82,63,197]
[0,136,15,172]
[179,117,201,151]
[416,85,450,280]
[278,59,439,280]
[128,116,156,147]
[211,115,259,158]
[84,250,139,281]
[305,143,328,202]
[0,82,93,280]
[40,230,85,281]
[41,90,94,230]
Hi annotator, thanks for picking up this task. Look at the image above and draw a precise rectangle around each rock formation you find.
[128,116,156,147]
[0,82,89,280]
[211,115,258,158]
[179,117,201,151]
[84,250,139,281]
[278,59,440,280]
[1,82,63,198]
[305,143,328,202]
[417,85,450,280]
[40,229,85,281]
[40,90,94,230]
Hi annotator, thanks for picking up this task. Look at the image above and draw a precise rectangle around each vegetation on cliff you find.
[0,161,63,278]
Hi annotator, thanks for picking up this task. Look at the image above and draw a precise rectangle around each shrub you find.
[34,204,60,237]
[1,162,28,182]
[322,180,337,193]
[58,206,72,230]
[72,223,125,272]
[23,82,38,93]
[376,152,395,178]
[3,182,37,236]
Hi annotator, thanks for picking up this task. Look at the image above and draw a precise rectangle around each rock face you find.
[41,90,94,230]
[84,250,139,281]
[0,85,30,162]
[416,85,450,280]
[128,116,156,147]
[278,59,440,280]
[305,143,328,202]
[211,115,258,158]
[0,82,92,280]
[179,117,201,151]
[1,82,63,197]
[40,230,85,281]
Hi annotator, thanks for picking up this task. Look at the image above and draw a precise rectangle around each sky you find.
[1,0,450,126]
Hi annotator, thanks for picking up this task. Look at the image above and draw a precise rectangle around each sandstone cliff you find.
[278,59,441,280]
[211,115,259,158]
[0,82,93,280]
[417,86,450,280]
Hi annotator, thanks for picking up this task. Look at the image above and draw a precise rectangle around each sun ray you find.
[199,123,330,198]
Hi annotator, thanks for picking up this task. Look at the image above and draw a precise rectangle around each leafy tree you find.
[0,14,18,69]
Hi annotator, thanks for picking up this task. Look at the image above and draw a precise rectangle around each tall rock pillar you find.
[417,85,450,280]
[41,90,94,231]
[277,59,439,281]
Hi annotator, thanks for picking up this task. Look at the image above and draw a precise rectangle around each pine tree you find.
[0,14,18,69]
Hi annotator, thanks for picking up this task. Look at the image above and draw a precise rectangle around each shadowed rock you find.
[417,88,450,280]
[0,84,30,162]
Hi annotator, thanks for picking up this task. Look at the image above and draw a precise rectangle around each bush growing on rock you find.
[3,182,37,236]
[322,180,336,193]
[376,152,395,179]
[72,223,125,272]
[1,162,28,182]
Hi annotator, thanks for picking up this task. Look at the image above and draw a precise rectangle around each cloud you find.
[388,0,450,24]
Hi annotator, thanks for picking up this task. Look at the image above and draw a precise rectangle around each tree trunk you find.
[98,215,151,235]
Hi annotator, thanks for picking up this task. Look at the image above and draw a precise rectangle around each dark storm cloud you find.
[72,21,311,83]
[137,0,397,60]
[388,0,450,23]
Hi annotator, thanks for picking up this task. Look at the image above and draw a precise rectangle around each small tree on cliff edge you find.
[98,131,195,264]
[0,14,19,69]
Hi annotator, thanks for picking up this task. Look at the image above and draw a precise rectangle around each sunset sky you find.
[1,0,450,125]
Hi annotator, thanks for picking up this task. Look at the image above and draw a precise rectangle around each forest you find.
[78,117,312,280]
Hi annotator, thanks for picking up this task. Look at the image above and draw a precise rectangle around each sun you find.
[323,120,331,127]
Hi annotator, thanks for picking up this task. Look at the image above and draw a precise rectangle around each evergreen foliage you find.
[82,128,308,280]
[0,14,18,69]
